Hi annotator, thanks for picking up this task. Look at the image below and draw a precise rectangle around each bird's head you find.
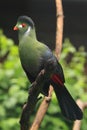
[13,16,36,38]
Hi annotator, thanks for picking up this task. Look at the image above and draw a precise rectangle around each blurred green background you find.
[0,30,87,130]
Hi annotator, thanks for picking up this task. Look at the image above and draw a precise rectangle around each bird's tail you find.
[52,83,83,121]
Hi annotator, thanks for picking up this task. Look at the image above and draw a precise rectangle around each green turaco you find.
[14,16,83,120]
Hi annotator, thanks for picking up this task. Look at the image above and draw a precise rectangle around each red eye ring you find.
[22,23,26,27]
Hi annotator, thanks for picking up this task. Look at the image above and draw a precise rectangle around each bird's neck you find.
[29,28,37,39]
[19,28,37,41]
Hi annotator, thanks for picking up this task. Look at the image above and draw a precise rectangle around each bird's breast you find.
[19,41,42,77]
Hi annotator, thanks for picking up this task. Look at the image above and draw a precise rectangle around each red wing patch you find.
[51,74,64,86]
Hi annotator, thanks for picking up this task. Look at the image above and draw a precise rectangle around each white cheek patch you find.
[19,24,22,28]
[25,26,31,34]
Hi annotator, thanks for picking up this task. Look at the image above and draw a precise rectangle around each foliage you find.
[0,30,29,130]
[0,31,87,130]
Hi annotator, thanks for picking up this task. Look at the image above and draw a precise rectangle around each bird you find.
[13,15,83,121]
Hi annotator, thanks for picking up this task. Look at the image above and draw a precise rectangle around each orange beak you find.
[13,26,19,31]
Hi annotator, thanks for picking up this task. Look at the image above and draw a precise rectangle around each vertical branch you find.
[30,0,64,130]
[55,0,64,59]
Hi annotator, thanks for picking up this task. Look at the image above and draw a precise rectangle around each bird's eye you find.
[21,23,26,28]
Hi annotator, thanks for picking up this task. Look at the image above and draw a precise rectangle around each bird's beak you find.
[13,26,19,31]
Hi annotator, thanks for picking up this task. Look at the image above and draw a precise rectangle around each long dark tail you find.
[52,83,83,121]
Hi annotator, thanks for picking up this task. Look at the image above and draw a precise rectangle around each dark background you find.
[0,0,87,51]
